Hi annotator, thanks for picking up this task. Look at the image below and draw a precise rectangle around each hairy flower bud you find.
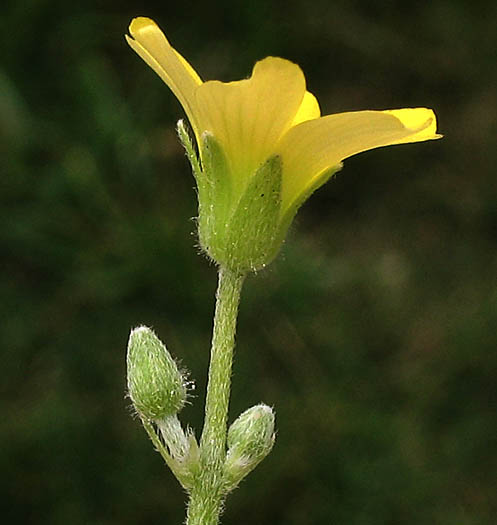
[224,404,275,490]
[127,326,187,420]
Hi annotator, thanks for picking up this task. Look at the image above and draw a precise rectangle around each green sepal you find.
[223,156,282,272]
[177,119,202,184]
[197,132,233,255]
[179,129,287,272]
[199,149,283,273]
[223,404,275,492]
[127,326,187,420]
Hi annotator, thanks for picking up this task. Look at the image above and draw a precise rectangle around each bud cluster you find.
[126,330,276,494]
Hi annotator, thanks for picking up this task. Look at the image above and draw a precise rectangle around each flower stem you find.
[186,266,245,525]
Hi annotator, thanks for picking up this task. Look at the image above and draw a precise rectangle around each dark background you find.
[2,0,496,523]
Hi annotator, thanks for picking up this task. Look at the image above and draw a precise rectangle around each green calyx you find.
[127,326,187,420]
[177,121,342,273]
[223,404,275,491]
[178,121,285,273]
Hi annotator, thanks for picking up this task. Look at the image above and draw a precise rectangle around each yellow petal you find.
[382,108,441,144]
[126,18,202,133]
[278,107,441,211]
[194,57,306,195]
[291,91,321,126]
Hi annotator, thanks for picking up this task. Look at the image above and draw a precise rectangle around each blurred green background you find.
[2,0,496,523]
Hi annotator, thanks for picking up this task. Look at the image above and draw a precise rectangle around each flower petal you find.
[278,107,441,211]
[381,109,441,144]
[195,57,306,195]
[291,91,321,126]
[126,18,202,133]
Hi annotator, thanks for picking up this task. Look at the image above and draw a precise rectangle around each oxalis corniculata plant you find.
[124,17,441,525]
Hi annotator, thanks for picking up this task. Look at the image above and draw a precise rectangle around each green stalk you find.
[186,266,245,525]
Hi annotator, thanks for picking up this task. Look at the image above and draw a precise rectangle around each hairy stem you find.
[186,266,245,525]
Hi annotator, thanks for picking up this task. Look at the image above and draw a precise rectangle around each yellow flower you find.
[126,17,441,272]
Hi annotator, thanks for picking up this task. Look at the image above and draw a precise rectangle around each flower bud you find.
[127,326,187,420]
[224,404,275,490]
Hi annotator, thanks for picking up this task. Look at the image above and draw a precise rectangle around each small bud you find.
[127,326,187,420]
[224,404,275,490]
